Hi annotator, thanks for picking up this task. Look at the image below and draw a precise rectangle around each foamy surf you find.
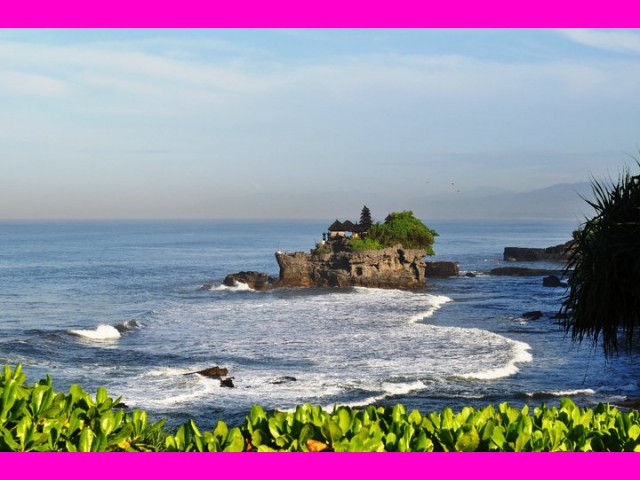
[458,340,533,380]
[526,388,596,397]
[408,294,452,322]
[211,282,255,292]
[68,324,121,341]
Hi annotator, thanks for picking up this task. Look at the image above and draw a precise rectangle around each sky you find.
[1,28,640,220]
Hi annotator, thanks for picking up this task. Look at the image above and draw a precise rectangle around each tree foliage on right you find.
[560,162,640,355]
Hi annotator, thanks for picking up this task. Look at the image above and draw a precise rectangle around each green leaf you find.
[298,424,315,446]
[628,424,640,441]
[16,416,32,450]
[491,427,506,449]
[1,379,18,420]
[3,429,21,451]
[321,420,343,445]
[213,420,228,443]
[249,404,267,426]
[223,428,245,452]
[392,404,406,424]
[440,407,454,429]
[408,409,422,426]
[337,408,352,433]
[99,412,115,437]
[251,429,264,448]
[385,432,397,451]
[96,387,108,406]
[12,364,24,382]
[455,428,480,452]
[514,432,531,452]
[78,428,95,452]
[130,410,148,435]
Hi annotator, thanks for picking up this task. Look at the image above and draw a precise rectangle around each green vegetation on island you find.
[335,208,438,254]
[2,364,640,452]
[367,210,438,254]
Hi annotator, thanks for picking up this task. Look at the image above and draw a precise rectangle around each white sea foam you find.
[382,380,427,396]
[526,389,596,397]
[143,367,192,377]
[211,281,255,292]
[459,340,533,380]
[68,324,121,341]
[409,294,452,322]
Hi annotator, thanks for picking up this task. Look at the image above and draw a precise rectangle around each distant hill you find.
[215,182,595,221]
[410,182,594,221]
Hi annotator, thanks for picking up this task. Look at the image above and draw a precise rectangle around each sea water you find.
[1,219,639,429]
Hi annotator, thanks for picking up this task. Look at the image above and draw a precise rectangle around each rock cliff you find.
[274,244,428,289]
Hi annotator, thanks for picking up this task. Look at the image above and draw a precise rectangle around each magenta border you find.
[0,0,639,27]
[2,0,640,477]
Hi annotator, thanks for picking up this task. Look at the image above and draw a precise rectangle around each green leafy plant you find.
[560,161,640,355]
[0,364,164,452]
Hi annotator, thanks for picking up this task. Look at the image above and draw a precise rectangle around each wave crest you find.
[68,324,121,341]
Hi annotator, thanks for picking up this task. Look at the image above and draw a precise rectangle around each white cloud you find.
[1,32,640,219]
[558,29,640,54]
[0,71,67,96]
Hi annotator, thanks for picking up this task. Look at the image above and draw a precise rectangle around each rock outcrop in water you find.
[275,243,428,289]
[503,241,574,262]
[425,261,460,278]
[223,271,274,291]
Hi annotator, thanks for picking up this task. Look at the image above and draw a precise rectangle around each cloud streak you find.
[558,29,640,54]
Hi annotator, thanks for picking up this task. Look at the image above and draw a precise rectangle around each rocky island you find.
[275,241,429,289]
[223,207,458,291]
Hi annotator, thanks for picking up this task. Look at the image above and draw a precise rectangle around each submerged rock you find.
[186,366,229,379]
[223,271,274,291]
[543,275,568,288]
[220,378,235,388]
[271,376,297,385]
[522,310,544,320]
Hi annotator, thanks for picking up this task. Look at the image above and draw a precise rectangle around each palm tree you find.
[560,161,640,355]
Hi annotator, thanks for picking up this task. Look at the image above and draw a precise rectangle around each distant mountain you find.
[213,182,595,221]
[410,182,595,221]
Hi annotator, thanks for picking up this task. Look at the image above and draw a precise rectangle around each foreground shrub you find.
[3,365,640,452]
[0,365,164,451]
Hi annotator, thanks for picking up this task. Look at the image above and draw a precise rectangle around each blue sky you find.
[1,29,640,219]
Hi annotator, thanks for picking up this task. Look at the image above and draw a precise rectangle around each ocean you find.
[1,219,639,430]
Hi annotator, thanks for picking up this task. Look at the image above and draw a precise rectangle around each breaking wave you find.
[458,339,533,380]
[68,324,121,341]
